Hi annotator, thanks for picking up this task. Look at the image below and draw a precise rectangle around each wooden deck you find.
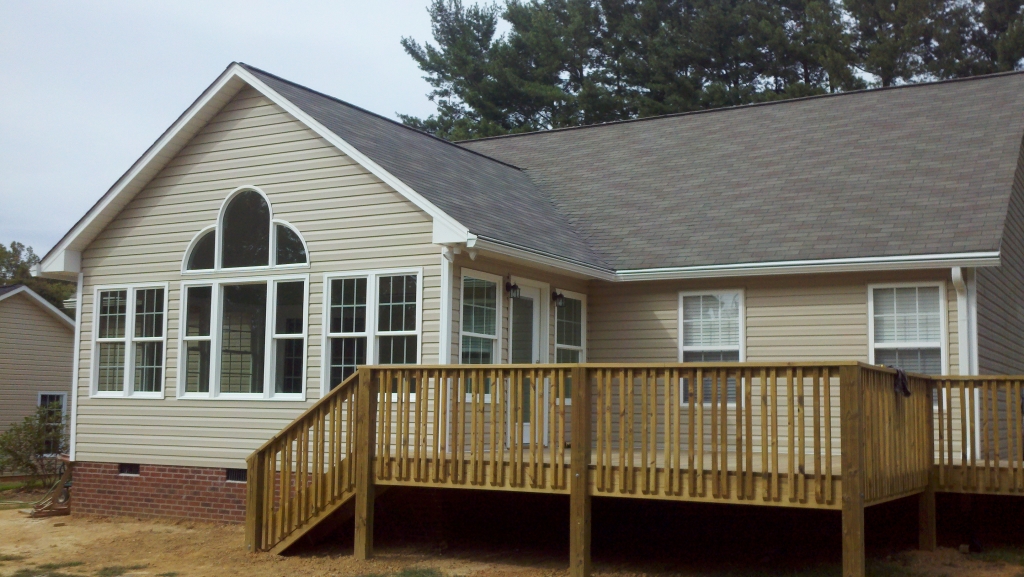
[245,362,1024,577]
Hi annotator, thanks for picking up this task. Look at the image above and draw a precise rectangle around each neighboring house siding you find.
[74,87,441,468]
[0,293,74,432]
[977,154,1024,375]
[588,271,961,374]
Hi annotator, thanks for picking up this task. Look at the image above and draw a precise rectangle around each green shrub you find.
[0,403,68,485]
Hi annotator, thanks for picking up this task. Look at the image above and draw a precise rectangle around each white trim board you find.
[0,285,75,328]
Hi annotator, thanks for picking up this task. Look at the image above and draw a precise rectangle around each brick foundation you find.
[72,462,246,523]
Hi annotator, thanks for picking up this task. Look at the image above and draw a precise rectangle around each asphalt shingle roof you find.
[246,64,1024,272]
[461,73,1024,270]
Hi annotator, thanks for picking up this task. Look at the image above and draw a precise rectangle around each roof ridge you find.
[238,63,526,171]
[458,69,1024,144]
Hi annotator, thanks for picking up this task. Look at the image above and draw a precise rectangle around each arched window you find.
[187,230,215,270]
[221,190,270,268]
[182,186,309,273]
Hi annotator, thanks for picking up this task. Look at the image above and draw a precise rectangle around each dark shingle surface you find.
[461,74,1024,270]
[0,284,24,297]
[242,65,607,269]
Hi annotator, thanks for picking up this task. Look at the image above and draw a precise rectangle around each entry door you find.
[510,285,542,442]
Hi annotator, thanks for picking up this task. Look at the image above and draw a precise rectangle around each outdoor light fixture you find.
[552,291,566,307]
[505,281,521,299]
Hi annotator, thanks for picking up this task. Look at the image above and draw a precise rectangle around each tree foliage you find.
[0,241,75,314]
[401,0,1024,139]
[0,404,68,486]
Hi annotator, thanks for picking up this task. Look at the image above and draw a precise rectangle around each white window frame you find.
[90,283,169,399]
[458,269,504,366]
[553,288,586,363]
[867,282,948,375]
[181,185,311,275]
[177,274,309,401]
[677,289,745,407]
[320,268,424,395]
[37,392,68,457]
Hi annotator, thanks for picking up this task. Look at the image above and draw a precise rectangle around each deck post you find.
[244,451,265,552]
[354,367,378,560]
[839,365,865,577]
[920,381,937,551]
[569,365,592,577]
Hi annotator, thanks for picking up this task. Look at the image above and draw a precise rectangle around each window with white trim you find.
[461,276,499,364]
[871,285,943,374]
[554,293,585,363]
[178,277,308,399]
[323,271,423,391]
[93,286,167,396]
[679,291,742,404]
[38,393,66,456]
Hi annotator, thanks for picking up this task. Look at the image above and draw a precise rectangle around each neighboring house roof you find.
[0,285,74,329]
[461,72,1024,272]
[38,63,1024,281]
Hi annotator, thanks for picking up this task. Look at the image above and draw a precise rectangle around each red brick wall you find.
[73,462,246,523]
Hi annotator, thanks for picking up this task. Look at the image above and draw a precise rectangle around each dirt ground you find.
[1,509,1023,577]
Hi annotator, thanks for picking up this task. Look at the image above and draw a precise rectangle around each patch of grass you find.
[0,554,28,563]
[974,546,1024,566]
[10,562,84,577]
[155,573,179,577]
[395,569,444,577]
[94,565,147,577]
[36,562,84,570]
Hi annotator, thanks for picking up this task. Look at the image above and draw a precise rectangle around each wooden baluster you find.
[511,369,521,487]
[771,368,780,501]
[945,379,953,490]
[596,369,605,492]
[710,369,718,498]
[787,368,796,503]
[432,371,441,483]
[604,369,613,493]
[1016,380,1023,492]
[735,369,743,501]
[697,368,705,497]
[824,368,834,504]
[719,369,728,499]
[745,368,754,500]
[665,369,674,496]
[626,369,635,494]
[936,380,945,489]
[672,369,682,496]
[531,368,540,489]
[493,368,503,487]
[688,369,697,497]
[797,368,806,503]
[960,380,969,491]
[641,368,650,495]
[814,368,822,504]
[761,368,769,502]
[314,407,323,513]
[992,380,1001,491]
[983,380,991,491]
[558,368,567,490]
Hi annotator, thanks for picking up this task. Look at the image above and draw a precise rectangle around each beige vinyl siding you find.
[977,159,1024,374]
[0,293,74,432]
[75,86,441,468]
[450,254,588,364]
[588,271,960,373]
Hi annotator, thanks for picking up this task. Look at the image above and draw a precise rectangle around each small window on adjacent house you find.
[461,277,498,364]
[872,286,943,374]
[221,190,270,268]
[680,292,742,404]
[38,393,66,455]
[187,230,215,270]
[377,275,418,364]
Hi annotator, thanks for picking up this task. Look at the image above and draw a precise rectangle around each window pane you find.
[133,342,163,392]
[379,335,417,364]
[875,348,942,374]
[329,337,366,389]
[556,297,582,347]
[461,335,494,365]
[187,230,215,270]
[98,290,127,339]
[276,224,307,265]
[874,287,942,344]
[275,281,304,335]
[186,286,212,337]
[221,190,270,268]
[134,288,164,338]
[556,348,580,363]
[379,275,417,332]
[185,341,211,393]
[220,284,267,394]
[39,394,64,455]
[682,294,740,347]
[97,342,125,392]
[330,278,367,334]
[462,277,497,336]
[275,339,304,394]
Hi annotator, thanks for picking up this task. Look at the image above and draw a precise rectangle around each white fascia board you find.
[0,286,75,329]
[471,236,617,281]
[613,251,1002,281]
[39,66,249,276]
[234,67,472,245]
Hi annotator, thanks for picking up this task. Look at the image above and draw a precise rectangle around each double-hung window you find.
[38,393,67,455]
[93,285,168,397]
[460,273,500,365]
[323,270,422,390]
[870,285,945,374]
[554,291,586,363]
[178,277,308,399]
[679,291,743,404]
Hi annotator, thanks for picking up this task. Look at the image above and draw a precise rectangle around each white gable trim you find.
[39,63,471,279]
[0,285,75,329]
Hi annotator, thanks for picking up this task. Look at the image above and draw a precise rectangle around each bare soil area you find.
[1,509,1023,577]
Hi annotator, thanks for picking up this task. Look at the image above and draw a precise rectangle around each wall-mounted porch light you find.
[505,280,521,299]
[552,291,566,307]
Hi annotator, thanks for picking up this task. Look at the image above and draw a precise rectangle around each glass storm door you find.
[510,285,541,443]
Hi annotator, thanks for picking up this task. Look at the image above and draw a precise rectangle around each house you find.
[35,63,1024,575]
[0,285,74,446]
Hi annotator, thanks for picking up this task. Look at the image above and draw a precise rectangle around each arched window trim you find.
[181,185,310,275]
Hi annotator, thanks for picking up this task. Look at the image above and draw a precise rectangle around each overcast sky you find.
[0,1,451,257]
